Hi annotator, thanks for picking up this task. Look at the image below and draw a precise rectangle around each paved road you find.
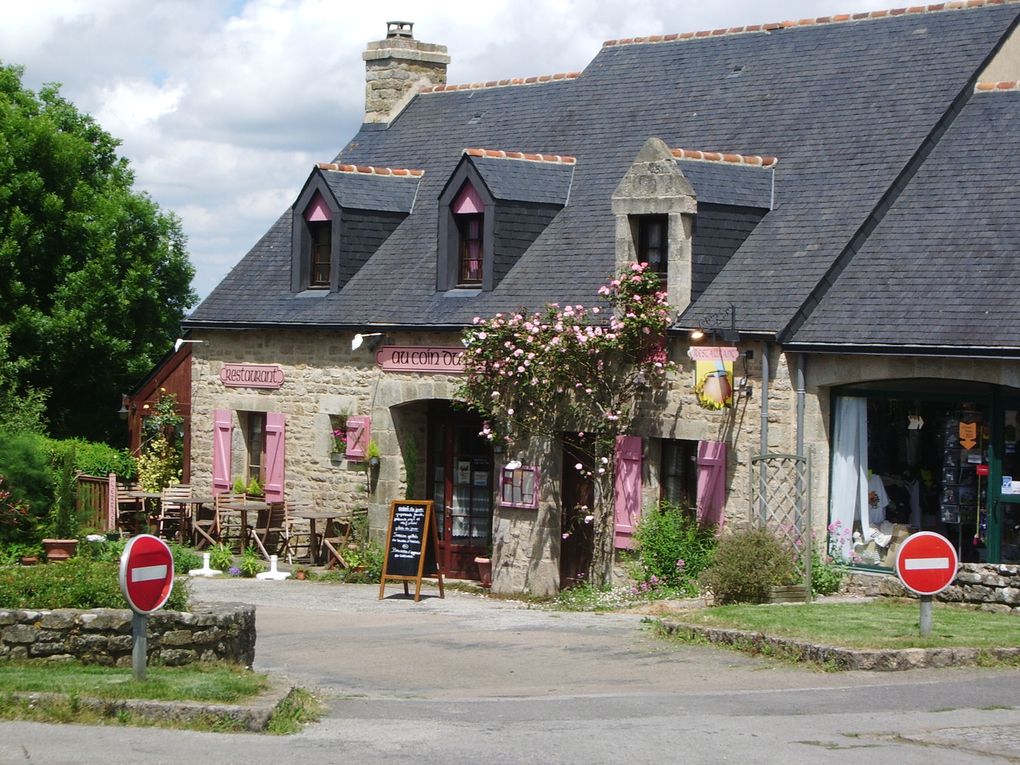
[3,578,1020,764]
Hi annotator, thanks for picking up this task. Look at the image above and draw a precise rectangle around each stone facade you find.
[845,564,1020,614]
[0,604,255,666]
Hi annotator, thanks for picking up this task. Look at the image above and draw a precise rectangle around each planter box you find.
[769,584,810,603]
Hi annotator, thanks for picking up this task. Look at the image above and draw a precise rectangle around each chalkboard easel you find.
[378,499,445,602]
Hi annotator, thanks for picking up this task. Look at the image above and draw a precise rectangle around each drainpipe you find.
[758,342,770,524]
[796,354,806,460]
[795,353,811,595]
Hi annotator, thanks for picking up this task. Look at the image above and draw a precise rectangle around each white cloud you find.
[4,0,895,300]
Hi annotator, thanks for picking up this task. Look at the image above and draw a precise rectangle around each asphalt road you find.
[3,578,1020,764]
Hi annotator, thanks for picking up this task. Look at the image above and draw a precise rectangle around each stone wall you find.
[845,564,1020,613]
[0,604,255,666]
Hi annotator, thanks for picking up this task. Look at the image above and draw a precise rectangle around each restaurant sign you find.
[219,363,285,389]
[376,346,465,374]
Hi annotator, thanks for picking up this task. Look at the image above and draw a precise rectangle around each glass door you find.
[428,403,493,579]
[995,401,1020,563]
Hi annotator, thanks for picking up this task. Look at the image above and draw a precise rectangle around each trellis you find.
[749,451,812,591]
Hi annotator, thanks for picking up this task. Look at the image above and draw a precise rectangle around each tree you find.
[0,63,196,443]
[458,263,673,586]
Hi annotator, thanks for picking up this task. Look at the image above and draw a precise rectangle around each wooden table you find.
[122,491,162,535]
[218,498,268,552]
[292,509,352,567]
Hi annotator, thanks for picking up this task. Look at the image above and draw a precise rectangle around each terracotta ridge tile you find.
[317,162,424,177]
[601,0,1019,47]
[975,80,1020,91]
[419,71,581,94]
[463,148,577,165]
[671,147,779,167]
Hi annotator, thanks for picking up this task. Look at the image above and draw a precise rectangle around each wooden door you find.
[560,436,594,588]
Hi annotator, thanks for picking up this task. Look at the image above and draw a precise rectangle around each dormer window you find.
[454,182,486,286]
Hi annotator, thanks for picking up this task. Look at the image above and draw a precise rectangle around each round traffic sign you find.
[895,531,958,596]
[119,534,175,614]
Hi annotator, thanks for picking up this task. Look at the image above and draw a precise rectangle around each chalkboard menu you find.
[379,500,445,602]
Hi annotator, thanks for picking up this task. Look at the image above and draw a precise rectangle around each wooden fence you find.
[76,474,116,533]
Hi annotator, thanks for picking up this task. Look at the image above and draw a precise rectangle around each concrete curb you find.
[655,619,1020,670]
[8,676,296,732]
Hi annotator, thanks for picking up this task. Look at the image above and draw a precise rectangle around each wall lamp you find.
[352,332,384,352]
[174,338,205,352]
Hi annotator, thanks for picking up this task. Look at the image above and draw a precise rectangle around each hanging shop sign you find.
[687,346,739,410]
[376,346,465,374]
[219,364,285,389]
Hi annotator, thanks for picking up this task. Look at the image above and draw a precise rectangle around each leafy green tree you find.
[0,325,47,434]
[0,63,196,443]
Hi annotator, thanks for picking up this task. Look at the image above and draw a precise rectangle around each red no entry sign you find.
[119,534,174,614]
[895,531,958,596]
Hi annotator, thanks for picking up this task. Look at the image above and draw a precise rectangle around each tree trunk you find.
[588,471,615,587]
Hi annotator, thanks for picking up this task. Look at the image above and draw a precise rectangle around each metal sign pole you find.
[919,595,933,638]
[132,612,147,681]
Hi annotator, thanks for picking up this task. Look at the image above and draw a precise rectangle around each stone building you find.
[183,6,1020,595]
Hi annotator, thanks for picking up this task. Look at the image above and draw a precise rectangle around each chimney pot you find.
[387,21,414,39]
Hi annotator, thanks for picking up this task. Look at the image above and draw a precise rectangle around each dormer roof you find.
[672,148,777,209]
[316,163,423,213]
[461,148,576,206]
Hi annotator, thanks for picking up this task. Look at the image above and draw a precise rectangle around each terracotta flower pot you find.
[474,556,492,588]
[42,538,78,562]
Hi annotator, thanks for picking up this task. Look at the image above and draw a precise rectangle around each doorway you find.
[427,402,493,579]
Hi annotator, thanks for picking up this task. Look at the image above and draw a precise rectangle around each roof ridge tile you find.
[420,71,581,94]
[671,148,778,167]
[464,148,577,165]
[603,0,1018,47]
[317,162,424,177]
[975,80,1020,91]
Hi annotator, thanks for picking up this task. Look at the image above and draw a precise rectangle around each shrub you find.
[811,545,846,596]
[0,432,54,538]
[48,444,80,539]
[208,543,234,572]
[238,547,264,577]
[698,527,798,605]
[0,557,188,611]
[632,501,716,594]
[136,435,181,492]
[66,439,137,481]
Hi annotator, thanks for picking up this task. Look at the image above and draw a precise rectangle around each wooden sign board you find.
[378,500,445,602]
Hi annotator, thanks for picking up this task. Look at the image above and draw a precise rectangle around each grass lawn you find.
[666,599,1020,650]
[0,661,267,702]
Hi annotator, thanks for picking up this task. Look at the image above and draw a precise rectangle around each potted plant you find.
[245,476,264,498]
[43,447,80,562]
[366,440,381,470]
[474,542,493,589]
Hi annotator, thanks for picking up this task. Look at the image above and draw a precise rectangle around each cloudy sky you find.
[2,0,889,304]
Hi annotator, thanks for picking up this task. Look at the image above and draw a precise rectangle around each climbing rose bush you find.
[458,263,674,585]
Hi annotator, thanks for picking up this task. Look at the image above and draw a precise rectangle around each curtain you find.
[830,397,870,558]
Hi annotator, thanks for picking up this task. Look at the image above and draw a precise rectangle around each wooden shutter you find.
[264,412,286,502]
[696,440,727,528]
[614,435,643,549]
[345,415,370,460]
[212,409,232,494]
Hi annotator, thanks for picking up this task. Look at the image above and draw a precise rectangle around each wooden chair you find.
[191,499,220,550]
[252,501,291,562]
[282,504,314,564]
[215,493,247,550]
[115,484,144,537]
[157,484,191,542]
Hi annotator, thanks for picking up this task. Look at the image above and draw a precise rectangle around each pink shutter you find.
[212,409,232,494]
[345,415,370,460]
[614,435,643,549]
[696,441,727,528]
[264,412,286,502]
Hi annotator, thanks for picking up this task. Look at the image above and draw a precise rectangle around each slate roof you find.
[187,3,1020,351]
[318,166,422,213]
[675,158,774,209]
[786,87,1020,350]
[465,153,575,206]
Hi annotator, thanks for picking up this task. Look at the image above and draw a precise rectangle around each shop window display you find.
[831,395,989,568]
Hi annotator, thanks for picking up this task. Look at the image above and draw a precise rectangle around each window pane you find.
[457,213,484,285]
[309,221,330,287]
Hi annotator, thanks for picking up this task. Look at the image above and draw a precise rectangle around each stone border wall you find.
[0,603,255,667]
[845,563,1020,613]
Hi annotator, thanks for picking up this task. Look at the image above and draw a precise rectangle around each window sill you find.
[296,289,330,298]
[442,288,482,298]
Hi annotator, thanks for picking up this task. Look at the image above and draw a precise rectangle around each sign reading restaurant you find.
[376,346,465,374]
[219,363,285,389]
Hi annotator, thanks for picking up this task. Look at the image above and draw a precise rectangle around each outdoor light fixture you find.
[689,328,705,340]
[173,338,205,352]
[117,396,130,421]
[504,460,522,471]
[352,332,384,352]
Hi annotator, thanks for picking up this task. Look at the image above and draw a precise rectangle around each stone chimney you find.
[363,21,450,125]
